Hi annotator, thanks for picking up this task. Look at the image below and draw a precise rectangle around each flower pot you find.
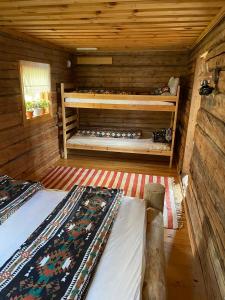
[44,107,49,114]
[33,108,44,117]
[39,108,45,116]
[26,111,33,119]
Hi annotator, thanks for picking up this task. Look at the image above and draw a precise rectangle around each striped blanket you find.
[0,175,42,225]
[0,185,122,299]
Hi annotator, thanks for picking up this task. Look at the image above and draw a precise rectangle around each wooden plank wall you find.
[184,18,225,300]
[177,18,225,173]
[0,32,72,179]
[73,51,188,137]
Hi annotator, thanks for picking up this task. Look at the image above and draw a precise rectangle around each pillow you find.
[0,175,43,224]
[76,128,142,139]
[152,86,170,95]
[168,77,179,95]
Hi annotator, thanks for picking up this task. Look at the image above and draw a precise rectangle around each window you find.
[20,61,51,121]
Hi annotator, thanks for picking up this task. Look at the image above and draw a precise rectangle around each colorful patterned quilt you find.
[0,175,43,225]
[0,185,122,299]
[76,128,142,139]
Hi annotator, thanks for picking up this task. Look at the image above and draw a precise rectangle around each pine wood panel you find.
[79,110,172,136]
[0,1,225,50]
[73,51,188,91]
[0,31,72,179]
[183,18,225,300]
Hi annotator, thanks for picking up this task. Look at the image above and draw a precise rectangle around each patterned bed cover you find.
[0,185,122,299]
[0,175,42,225]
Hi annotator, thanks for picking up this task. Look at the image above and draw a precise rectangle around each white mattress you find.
[0,189,146,300]
[67,135,171,151]
[65,97,174,106]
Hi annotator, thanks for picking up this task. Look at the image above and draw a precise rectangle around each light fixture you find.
[199,80,214,95]
[67,60,72,68]
[200,51,208,59]
[76,48,98,51]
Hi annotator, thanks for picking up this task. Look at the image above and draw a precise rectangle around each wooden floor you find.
[48,154,207,299]
[56,152,178,177]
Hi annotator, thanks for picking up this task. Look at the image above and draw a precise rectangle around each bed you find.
[0,180,165,300]
[60,83,180,167]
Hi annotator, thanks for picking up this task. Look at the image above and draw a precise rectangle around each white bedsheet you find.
[0,189,146,300]
[67,135,171,151]
[65,97,174,106]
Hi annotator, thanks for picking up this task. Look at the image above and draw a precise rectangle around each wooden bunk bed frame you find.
[61,83,180,167]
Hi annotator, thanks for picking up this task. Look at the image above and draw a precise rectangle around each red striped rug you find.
[41,166,182,229]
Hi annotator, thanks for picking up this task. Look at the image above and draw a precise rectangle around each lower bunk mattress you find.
[67,135,171,152]
[0,189,146,300]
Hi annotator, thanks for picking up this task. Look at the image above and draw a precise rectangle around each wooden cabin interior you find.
[0,1,225,299]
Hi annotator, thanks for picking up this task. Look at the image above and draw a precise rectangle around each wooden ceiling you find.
[0,0,225,51]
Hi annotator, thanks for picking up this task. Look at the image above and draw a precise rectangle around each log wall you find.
[0,32,72,179]
[73,51,188,145]
[184,18,225,300]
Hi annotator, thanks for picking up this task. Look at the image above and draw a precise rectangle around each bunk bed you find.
[61,83,180,167]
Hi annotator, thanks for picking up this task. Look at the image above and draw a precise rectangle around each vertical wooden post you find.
[76,108,79,130]
[169,86,180,168]
[61,83,68,159]
[143,183,166,300]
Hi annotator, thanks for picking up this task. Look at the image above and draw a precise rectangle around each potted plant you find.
[25,101,34,119]
[40,99,49,114]
[33,101,44,117]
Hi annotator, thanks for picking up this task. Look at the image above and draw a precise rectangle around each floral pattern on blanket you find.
[0,175,43,224]
[0,185,122,299]
[76,128,142,139]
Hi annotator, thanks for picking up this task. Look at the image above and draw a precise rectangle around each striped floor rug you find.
[41,166,181,229]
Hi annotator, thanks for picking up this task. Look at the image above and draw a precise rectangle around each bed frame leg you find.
[64,147,68,159]
[143,183,166,300]
[169,156,173,168]
[144,183,165,211]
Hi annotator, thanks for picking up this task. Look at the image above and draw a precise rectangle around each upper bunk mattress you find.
[65,97,175,106]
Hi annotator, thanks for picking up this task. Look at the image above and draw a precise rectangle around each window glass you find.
[20,61,51,120]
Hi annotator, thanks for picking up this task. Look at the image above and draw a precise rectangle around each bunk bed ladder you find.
[61,83,78,159]
[169,85,180,168]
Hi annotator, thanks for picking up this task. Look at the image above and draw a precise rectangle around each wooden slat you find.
[66,122,77,132]
[77,56,112,65]
[65,114,77,124]
[0,1,224,14]
[66,142,172,157]
[64,102,176,112]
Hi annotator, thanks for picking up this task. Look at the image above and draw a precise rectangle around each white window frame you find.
[19,60,52,125]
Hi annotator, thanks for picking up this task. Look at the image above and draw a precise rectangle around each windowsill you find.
[23,113,53,127]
